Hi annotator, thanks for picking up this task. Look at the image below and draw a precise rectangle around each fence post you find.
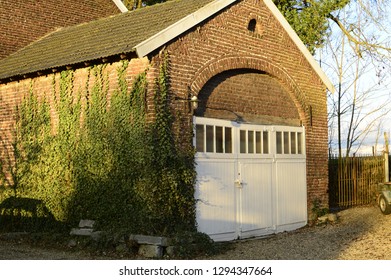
[384,152,389,183]
[385,132,390,183]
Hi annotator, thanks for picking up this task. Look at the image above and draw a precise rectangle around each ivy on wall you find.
[2,56,196,235]
[134,54,196,233]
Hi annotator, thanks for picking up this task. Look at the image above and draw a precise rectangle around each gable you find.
[161,0,324,126]
[134,0,334,93]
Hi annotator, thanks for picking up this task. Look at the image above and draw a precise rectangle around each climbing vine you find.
[3,56,196,235]
[134,53,196,233]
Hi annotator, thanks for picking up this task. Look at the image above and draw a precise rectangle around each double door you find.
[194,117,307,241]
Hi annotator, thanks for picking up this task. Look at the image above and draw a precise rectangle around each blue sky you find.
[317,1,391,156]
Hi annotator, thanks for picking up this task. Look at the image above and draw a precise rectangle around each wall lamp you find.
[174,88,200,112]
[189,94,200,110]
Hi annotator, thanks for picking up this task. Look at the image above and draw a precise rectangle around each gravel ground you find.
[0,205,390,260]
[202,205,391,260]
[0,234,97,260]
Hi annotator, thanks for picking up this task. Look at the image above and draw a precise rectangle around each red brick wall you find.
[196,69,301,126]
[0,0,120,58]
[0,58,149,184]
[0,0,329,213]
[157,0,329,211]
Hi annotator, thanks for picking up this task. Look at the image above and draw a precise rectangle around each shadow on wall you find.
[0,196,65,232]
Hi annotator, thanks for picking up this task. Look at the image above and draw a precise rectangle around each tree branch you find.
[328,13,391,57]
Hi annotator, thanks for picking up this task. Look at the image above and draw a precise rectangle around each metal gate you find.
[194,117,307,241]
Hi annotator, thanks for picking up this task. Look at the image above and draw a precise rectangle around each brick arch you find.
[190,54,307,123]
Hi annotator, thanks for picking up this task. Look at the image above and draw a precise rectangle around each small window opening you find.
[248,19,257,32]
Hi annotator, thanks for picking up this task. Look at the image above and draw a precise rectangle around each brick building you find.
[0,0,333,241]
[0,0,126,59]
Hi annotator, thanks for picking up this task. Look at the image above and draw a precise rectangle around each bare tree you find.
[324,1,391,157]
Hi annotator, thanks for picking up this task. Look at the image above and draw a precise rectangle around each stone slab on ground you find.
[327,213,338,222]
[318,213,338,224]
[129,234,171,247]
[138,244,164,258]
[70,228,94,236]
[90,231,104,241]
[78,219,95,228]
[165,246,177,257]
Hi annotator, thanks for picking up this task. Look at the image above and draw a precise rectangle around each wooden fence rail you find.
[329,154,387,208]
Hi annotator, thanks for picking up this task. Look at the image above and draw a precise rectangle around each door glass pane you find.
[291,132,296,154]
[256,131,262,154]
[216,126,223,153]
[206,125,214,153]
[276,132,282,154]
[225,127,232,153]
[284,132,290,154]
[248,130,254,153]
[240,130,246,153]
[196,124,204,152]
[297,132,303,154]
[263,131,269,154]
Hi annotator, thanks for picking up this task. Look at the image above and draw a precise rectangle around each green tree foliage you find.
[123,0,168,10]
[274,0,350,53]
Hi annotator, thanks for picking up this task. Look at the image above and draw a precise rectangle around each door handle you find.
[235,179,243,188]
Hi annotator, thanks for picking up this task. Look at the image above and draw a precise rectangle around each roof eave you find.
[0,52,136,83]
[134,0,236,58]
[111,0,129,13]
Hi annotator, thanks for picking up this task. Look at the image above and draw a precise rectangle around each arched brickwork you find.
[194,69,301,126]
[189,54,308,125]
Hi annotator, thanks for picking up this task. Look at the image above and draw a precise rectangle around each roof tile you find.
[0,0,214,80]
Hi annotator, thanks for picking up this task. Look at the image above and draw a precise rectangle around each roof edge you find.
[111,0,128,13]
[263,0,335,93]
[134,0,236,58]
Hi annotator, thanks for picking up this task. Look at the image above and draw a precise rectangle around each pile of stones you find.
[70,220,174,258]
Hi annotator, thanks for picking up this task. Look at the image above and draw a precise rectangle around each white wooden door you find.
[194,117,307,241]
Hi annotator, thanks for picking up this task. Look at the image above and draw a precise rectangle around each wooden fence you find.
[329,154,388,208]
